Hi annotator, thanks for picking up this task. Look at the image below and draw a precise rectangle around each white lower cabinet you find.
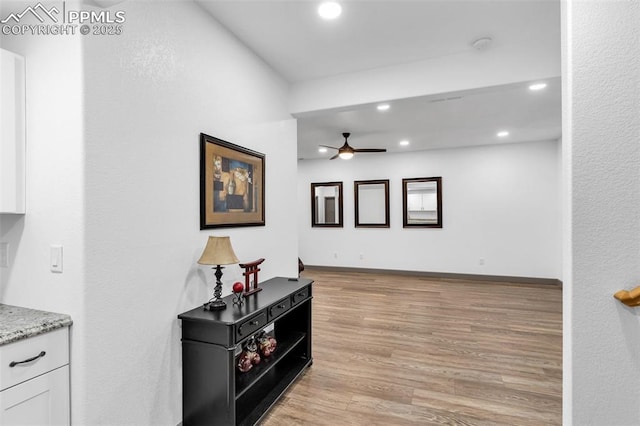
[0,327,70,425]
[0,365,69,425]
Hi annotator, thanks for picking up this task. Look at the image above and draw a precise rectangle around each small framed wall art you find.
[354,179,390,228]
[200,133,265,229]
[402,177,442,228]
[311,181,343,227]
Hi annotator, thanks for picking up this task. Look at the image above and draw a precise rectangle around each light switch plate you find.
[50,245,63,273]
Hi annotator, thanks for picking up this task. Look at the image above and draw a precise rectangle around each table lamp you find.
[198,236,239,311]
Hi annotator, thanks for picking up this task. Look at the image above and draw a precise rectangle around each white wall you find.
[299,140,561,280]
[290,48,560,115]
[563,0,640,423]
[0,4,88,420]
[81,2,297,424]
[2,0,297,424]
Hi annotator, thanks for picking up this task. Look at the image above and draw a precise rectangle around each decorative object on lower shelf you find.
[237,336,261,373]
[232,282,245,306]
[239,258,265,296]
[257,331,277,358]
[236,350,253,373]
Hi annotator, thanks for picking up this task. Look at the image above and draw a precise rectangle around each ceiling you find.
[198,1,562,159]
[295,78,562,159]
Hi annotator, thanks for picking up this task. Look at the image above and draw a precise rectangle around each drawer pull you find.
[296,292,306,298]
[277,304,286,309]
[9,351,46,367]
[250,321,259,326]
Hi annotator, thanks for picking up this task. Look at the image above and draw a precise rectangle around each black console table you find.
[178,277,313,425]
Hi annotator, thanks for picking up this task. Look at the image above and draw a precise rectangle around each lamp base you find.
[204,298,227,311]
[204,265,227,311]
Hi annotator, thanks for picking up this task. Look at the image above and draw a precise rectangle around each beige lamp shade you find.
[197,236,239,265]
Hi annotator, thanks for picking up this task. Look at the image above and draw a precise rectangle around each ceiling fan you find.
[320,132,387,160]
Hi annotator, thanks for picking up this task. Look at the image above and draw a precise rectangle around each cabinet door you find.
[0,365,69,425]
[0,48,26,214]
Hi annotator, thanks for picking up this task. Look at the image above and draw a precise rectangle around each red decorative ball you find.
[232,282,244,294]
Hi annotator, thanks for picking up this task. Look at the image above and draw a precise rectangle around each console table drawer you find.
[268,297,291,322]
[236,311,267,341]
[291,286,310,306]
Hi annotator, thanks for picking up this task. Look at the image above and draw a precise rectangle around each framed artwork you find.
[354,179,390,228]
[402,177,442,228]
[311,182,343,227]
[200,133,265,229]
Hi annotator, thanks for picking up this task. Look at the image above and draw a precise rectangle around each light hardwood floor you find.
[262,268,562,425]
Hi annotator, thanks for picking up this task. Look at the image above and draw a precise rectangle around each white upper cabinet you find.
[0,48,25,214]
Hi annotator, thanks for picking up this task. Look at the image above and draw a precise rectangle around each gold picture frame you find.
[200,133,265,229]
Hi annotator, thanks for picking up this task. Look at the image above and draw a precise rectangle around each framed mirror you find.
[354,179,390,228]
[402,177,442,228]
[311,182,343,227]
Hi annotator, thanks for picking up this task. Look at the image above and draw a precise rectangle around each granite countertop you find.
[0,304,73,346]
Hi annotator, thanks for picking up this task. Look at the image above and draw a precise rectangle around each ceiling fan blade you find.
[329,153,340,160]
[319,144,340,150]
[353,148,387,153]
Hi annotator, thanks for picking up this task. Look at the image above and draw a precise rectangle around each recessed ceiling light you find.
[399,140,410,146]
[377,104,390,111]
[497,131,509,137]
[318,147,328,153]
[318,2,342,20]
[529,83,547,91]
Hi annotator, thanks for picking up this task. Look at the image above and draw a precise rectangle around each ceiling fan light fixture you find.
[324,132,385,160]
[318,2,342,20]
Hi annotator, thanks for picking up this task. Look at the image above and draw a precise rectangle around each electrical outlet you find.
[359,253,364,260]
[0,243,8,268]
[479,258,485,266]
[333,252,338,259]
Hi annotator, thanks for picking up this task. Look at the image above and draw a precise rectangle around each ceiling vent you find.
[471,37,493,51]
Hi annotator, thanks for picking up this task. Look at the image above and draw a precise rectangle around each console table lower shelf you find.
[179,277,313,426]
